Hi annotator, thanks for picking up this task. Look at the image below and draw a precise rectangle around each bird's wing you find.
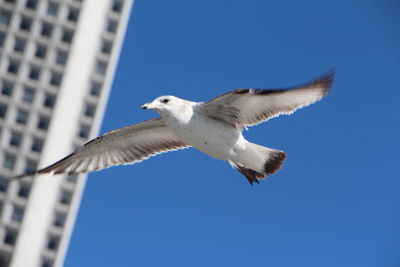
[15,118,189,178]
[199,72,334,128]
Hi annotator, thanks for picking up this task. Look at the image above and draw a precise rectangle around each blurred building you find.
[0,0,132,266]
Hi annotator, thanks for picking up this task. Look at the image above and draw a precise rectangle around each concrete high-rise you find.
[0,0,133,266]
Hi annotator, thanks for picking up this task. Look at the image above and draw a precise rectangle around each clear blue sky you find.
[65,0,400,266]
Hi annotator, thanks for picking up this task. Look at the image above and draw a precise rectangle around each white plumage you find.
[15,72,334,184]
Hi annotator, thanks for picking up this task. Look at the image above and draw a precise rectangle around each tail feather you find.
[264,150,286,175]
[232,143,286,185]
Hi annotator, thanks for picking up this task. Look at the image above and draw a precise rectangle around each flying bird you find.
[15,72,334,184]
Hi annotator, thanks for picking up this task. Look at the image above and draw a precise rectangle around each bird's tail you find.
[231,142,286,185]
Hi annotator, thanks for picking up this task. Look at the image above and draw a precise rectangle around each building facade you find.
[0,0,133,266]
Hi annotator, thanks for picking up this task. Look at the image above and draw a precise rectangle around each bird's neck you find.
[160,104,194,128]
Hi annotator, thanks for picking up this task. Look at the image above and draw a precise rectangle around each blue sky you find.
[65,0,400,266]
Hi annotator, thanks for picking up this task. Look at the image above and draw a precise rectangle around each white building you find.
[0,0,133,266]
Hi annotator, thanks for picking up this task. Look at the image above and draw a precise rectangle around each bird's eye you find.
[160,98,169,104]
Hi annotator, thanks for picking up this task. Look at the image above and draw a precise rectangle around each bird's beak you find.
[141,103,155,110]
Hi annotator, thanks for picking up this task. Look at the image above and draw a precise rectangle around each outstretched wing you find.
[15,118,189,178]
[199,72,334,128]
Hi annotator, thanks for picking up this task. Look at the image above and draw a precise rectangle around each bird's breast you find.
[167,113,241,160]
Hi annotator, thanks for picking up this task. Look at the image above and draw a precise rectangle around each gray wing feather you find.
[200,72,334,128]
[15,118,189,178]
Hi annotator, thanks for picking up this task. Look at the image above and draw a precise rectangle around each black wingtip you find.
[304,70,335,97]
[233,70,336,97]
[315,70,335,89]
[12,171,37,180]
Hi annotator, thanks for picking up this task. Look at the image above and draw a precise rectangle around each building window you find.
[106,19,118,33]
[7,59,20,74]
[41,258,54,267]
[44,93,56,108]
[0,103,8,119]
[16,109,28,124]
[55,50,68,65]
[101,40,113,54]
[0,9,12,26]
[5,0,16,4]
[90,81,101,96]
[18,183,30,198]
[78,124,90,139]
[35,44,47,59]
[37,115,50,130]
[61,29,74,43]
[112,0,124,13]
[67,7,79,22]
[95,60,107,75]
[54,212,66,227]
[0,177,9,192]
[47,2,58,16]
[1,80,13,96]
[60,190,72,205]
[25,0,38,10]
[24,159,37,173]
[47,235,60,250]
[0,31,6,47]
[31,137,43,152]
[0,103,7,118]
[20,16,32,31]
[3,229,17,246]
[3,153,16,170]
[29,65,41,81]
[22,86,35,103]
[66,174,77,182]
[41,22,53,38]
[84,103,96,117]
[11,205,24,222]
[9,131,23,147]
[14,38,26,53]
[0,251,11,267]
[50,71,62,87]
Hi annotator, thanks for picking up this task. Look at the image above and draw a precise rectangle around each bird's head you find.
[142,95,188,117]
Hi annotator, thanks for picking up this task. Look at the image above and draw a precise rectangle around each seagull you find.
[15,72,334,184]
